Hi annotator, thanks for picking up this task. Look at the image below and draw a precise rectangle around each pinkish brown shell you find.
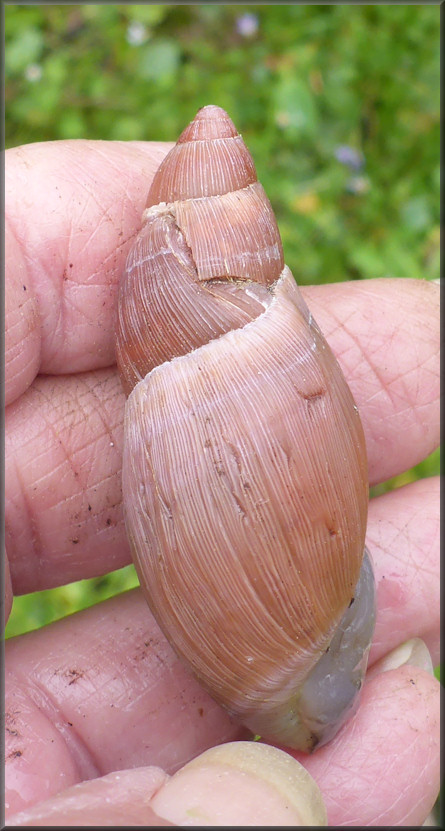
[116,106,375,751]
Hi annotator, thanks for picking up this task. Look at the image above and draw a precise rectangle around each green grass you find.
[6,4,439,286]
[5,4,439,638]
[5,564,140,639]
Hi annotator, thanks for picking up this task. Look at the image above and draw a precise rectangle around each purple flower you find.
[334,145,364,171]
[236,13,259,38]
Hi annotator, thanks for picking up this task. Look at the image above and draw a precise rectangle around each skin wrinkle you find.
[7,372,125,583]
[81,373,124,451]
[325,677,436,826]
[6,217,32,292]
[60,150,151,270]
[71,196,117,261]
[416,524,439,580]
[368,500,438,656]
[36,389,88,494]
[353,345,402,423]
[370,735,425,826]
[10,668,102,782]
[372,358,438,415]
[5,218,42,399]
[89,140,172,185]
[46,149,123,229]
[28,257,65,369]
[401,509,437,581]
[303,284,438,447]
[6,302,36,336]
[308,298,420,482]
[384,514,434,579]
[42,477,120,532]
[35,372,121,485]
[6,146,153,378]
[11,458,45,582]
[368,518,401,557]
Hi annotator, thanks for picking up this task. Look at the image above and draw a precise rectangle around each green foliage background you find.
[5,4,440,638]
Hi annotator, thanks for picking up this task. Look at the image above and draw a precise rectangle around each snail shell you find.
[116,105,376,751]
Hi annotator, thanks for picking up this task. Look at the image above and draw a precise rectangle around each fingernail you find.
[150,741,327,826]
[372,638,434,676]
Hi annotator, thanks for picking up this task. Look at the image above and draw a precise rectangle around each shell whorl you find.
[116,106,284,395]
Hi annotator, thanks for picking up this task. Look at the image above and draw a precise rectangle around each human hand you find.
[5,140,439,826]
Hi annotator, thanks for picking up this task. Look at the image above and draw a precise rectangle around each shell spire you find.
[179,105,240,141]
[146,105,257,204]
[116,105,284,394]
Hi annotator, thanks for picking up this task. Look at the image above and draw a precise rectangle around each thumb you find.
[151,741,326,826]
[7,742,326,827]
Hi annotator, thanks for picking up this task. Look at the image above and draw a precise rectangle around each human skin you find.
[5,140,440,826]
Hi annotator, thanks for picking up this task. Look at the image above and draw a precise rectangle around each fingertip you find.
[150,741,327,826]
[295,664,440,827]
[367,637,434,679]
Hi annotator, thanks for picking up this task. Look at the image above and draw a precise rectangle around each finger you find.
[5,224,41,408]
[150,742,327,827]
[6,744,327,827]
[5,281,439,594]
[367,477,440,666]
[5,589,246,817]
[5,140,171,406]
[6,370,128,594]
[302,278,439,485]
[289,665,440,827]
[7,670,439,828]
[5,491,439,821]
[6,767,173,826]
[6,619,439,828]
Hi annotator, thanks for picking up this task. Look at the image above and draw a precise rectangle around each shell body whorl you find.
[116,106,375,751]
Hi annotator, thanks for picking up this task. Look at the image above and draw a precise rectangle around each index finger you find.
[5,139,171,406]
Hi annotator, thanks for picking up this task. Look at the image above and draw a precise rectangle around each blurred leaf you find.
[110,115,145,141]
[58,110,86,139]
[273,75,318,136]
[138,38,181,81]
[124,4,171,27]
[349,242,390,279]
[400,196,432,233]
[6,27,43,74]
[81,5,120,25]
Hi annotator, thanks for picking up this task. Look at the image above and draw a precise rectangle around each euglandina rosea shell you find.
[116,105,376,752]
